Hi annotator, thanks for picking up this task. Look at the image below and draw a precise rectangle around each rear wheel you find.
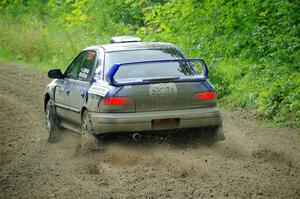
[81,110,94,136]
[80,110,101,151]
[45,101,59,143]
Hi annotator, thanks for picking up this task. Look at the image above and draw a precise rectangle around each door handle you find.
[66,90,70,95]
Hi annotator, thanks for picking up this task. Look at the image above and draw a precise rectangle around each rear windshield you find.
[104,49,198,82]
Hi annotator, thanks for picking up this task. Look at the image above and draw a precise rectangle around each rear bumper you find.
[90,107,222,134]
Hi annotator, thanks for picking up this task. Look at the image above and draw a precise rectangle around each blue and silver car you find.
[44,36,225,143]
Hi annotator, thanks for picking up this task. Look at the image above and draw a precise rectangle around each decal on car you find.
[78,72,88,79]
[81,68,90,73]
[78,68,90,79]
[94,67,102,81]
[149,83,177,97]
[65,80,72,90]
[88,80,112,97]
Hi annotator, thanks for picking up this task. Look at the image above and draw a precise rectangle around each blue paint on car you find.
[106,59,209,86]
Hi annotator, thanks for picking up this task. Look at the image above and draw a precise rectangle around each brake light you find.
[193,91,217,100]
[100,97,133,105]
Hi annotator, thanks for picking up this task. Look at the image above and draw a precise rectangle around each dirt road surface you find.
[0,63,299,199]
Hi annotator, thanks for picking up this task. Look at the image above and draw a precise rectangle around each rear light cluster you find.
[100,97,133,106]
[99,97,135,113]
[193,91,217,100]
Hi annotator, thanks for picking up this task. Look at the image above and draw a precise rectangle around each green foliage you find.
[0,0,299,126]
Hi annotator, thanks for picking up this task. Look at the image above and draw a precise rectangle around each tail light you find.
[99,97,135,112]
[100,97,133,106]
[193,91,217,100]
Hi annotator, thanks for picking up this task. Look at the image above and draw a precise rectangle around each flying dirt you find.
[0,63,299,198]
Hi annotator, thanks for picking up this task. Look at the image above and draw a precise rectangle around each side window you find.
[78,50,97,81]
[64,52,88,79]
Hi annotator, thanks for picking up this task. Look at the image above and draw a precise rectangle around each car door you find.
[54,78,70,119]
[55,51,87,121]
[68,50,98,125]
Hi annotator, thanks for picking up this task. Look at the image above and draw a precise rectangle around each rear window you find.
[104,49,198,82]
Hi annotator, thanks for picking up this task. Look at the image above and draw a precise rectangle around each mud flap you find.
[82,110,103,148]
[213,125,225,142]
[199,125,225,144]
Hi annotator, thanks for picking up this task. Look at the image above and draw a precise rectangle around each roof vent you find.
[110,36,142,43]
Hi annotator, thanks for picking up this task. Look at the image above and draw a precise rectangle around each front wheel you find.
[45,101,59,143]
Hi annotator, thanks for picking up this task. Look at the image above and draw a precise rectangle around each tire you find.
[197,126,225,145]
[81,110,94,136]
[80,110,101,151]
[45,101,59,143]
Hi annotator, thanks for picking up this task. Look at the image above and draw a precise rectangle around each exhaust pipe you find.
[132,133,141,141]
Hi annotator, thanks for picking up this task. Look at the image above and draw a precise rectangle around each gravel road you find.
[0,63,299,199]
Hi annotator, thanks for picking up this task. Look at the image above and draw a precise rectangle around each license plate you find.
[152,118,179,130]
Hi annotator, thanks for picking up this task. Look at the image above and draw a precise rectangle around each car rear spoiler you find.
[106,58,209,86]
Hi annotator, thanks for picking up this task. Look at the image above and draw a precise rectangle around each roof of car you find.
[84,42,178,52]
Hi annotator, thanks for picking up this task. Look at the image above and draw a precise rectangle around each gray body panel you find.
[91,107,221,133]
[68,79,90,124]
[54,79,70,120]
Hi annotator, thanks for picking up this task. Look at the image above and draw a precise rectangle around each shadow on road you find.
[97,128,214,149]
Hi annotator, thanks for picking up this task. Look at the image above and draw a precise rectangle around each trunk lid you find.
[116,81,216,112]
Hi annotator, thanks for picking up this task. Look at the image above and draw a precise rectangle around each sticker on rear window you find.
[88,80,112,96]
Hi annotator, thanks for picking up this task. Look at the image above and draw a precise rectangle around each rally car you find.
[44,36,225,143]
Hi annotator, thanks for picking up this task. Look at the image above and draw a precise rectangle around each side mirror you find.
[48,69,63,79]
